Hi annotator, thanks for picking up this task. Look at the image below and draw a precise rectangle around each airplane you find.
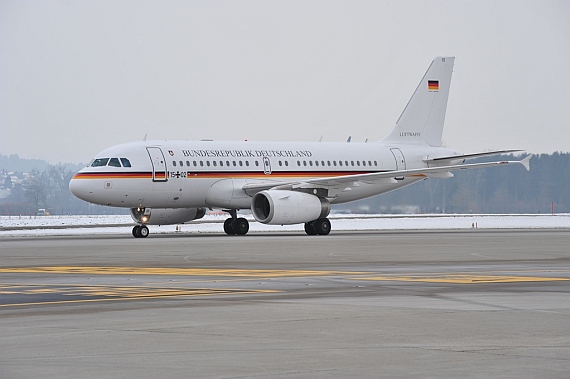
[69,56,531,238]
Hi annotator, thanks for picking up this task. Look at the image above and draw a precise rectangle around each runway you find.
[2,230,569,378]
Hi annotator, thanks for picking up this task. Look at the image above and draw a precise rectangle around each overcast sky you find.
[1,0,569,164]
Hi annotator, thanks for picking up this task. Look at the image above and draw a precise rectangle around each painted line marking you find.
[0,266,365,278]
[356,275,570,284]
[0,284,278,307]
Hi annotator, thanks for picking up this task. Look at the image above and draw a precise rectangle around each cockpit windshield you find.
[91,158,109,167]
[90,157,132,167]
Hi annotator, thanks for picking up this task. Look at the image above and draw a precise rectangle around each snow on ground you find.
[1,214,569,237]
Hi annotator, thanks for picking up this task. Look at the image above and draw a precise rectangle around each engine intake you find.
[251,190,330,225]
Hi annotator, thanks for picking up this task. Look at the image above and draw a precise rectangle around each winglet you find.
[519,155,531,171]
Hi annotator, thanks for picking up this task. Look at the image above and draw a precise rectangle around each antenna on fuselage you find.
[346,136,351,142]
[143,133,148,141]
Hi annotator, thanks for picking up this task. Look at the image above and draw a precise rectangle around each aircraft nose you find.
[69,174,93,202]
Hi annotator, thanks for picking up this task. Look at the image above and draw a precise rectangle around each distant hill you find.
[0,154,83,173]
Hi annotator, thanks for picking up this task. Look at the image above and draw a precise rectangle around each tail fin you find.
[382,56,454,147]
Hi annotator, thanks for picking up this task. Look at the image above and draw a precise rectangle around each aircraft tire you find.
[235,218,249,235]
[314,218,331,235]
[304,222,318,235]
[139,225,149,238]
[224,218,237,235]
[132,225,141,238]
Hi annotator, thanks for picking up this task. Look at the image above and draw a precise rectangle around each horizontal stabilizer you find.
[424,149,524,163]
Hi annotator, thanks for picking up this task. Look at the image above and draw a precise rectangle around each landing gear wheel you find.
[138,225,149,238]
[314,218,331,235]
[304,222,317,235]
[132,225,149,238]
[224,218,236,235]
[235,217,249,235]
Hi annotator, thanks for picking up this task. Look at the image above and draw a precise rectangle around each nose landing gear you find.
[132,225,149,238]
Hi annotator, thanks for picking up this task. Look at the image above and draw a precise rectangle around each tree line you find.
[1,152,568,216]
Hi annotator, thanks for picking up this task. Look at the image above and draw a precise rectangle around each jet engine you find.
[251,190,330,225]
[130,207,206,225]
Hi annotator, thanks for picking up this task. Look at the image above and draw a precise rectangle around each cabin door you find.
[146,147,168,182]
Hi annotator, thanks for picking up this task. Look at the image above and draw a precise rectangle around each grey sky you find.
[1,0,569,164]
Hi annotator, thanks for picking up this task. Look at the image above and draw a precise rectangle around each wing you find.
[242,155,531,193]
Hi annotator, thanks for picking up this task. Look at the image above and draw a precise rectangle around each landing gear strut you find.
[223,209,249,236]
[132,225,149,238]
[304,218,331,235]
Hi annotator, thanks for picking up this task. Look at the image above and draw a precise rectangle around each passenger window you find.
[172,161,177,167]
[351,161,354,166]
[339,161,343,166]
[321,161,325,166]
[309,161,313,166]
[315,161,319,166]
[303,161,307,166]
[333,161,337,166]
[226,161,230,166]
[186,161,190,166]
[219,161,223,167]
[245,161,250,167]
[213,161,217,167]
[285,161,289,166]
[356,161,360,166]
[297,161,301,166]
[233,161,237,167]
[91,158,109,167]
[179,161,183,167]
[255,161,259,166]
[239,161,243,166]
[120,158,131,167]
[207,161,211,167]
[278,161,282,166]
[200,161,204,167]
[374,160,378,166]
[193,161,197,167]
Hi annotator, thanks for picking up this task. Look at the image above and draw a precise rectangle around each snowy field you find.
[1,214,569,237]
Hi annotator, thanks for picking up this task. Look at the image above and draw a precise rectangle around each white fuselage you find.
[69,139,460,210]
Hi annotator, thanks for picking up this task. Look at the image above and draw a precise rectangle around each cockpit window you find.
[120,158,131,167]
[91,158,109,167]
[108,158,121,167]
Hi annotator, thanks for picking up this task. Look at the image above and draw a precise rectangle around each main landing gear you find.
[132,225,149,238]
[223,209,250,236]
[304,218,331,235]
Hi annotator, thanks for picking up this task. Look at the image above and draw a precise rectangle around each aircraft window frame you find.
[107,158,121,167]
[120,158,131,167]
[91,158,109,167]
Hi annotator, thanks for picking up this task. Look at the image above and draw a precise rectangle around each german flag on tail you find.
[428,80,439,91]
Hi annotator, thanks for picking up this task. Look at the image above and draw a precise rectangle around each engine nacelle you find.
[130,207,206,225]
[251,190,330,225]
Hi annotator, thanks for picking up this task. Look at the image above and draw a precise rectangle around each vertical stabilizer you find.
[382,56,454,147]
